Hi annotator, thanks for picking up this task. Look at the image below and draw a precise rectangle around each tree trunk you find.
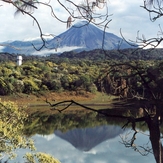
[147,109,163,163]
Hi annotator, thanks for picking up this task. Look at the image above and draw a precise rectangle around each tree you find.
[0,100,35,160]
[133,0,163,48]
[24,152,61,163]
[80,74,92,90]
[97,2,163,162]
[0,99,61,163]
[23,78,40,94]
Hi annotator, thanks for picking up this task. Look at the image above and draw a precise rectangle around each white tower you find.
[17,56,23,66]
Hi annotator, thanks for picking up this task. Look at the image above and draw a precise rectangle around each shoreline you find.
[0,91,116,114]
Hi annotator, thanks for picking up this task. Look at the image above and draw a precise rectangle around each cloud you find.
[0,0,163,49]
[31,46,84,55]
[108,0,163,42]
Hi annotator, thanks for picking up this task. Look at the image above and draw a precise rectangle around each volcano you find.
[48,21,135,51]
[1,21,136,55]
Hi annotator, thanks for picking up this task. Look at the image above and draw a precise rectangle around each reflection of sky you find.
[8,130,155,163]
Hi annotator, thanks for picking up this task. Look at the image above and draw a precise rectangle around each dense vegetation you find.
[0,48,163,99]
[0,100,61,163]
[0,55,99,95]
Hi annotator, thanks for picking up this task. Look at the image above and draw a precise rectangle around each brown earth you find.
[0,91,94,103]
[0,91,98,114]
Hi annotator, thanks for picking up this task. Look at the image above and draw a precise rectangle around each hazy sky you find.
[0,0,162,47]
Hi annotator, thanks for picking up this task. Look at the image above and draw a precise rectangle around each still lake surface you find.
[9,111,157,163]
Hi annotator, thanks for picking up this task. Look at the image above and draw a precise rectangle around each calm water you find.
[9,124,155,163]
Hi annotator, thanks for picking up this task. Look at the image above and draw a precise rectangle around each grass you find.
[0,91,118,115]
[85,92,117,104]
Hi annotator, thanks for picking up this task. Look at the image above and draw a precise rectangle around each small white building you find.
[17,56,23,66]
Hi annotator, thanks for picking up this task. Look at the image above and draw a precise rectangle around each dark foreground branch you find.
[46,99,148,130]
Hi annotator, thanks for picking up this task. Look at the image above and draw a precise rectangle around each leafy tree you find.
[24,152,61,163]
[49,79,62,91]
[0,100,35,160]
[1,67,12,77]
[12,79,24,93]
[0,77,13,95]
[23,78,39,94]
[60,75,70,89]
[80,74,92,91]
[0,100,61,163]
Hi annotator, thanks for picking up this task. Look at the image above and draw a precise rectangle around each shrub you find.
[23,79,39,94]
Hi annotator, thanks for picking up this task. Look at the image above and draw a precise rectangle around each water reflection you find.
[27,106,163,163]
[2,108,161,163]
[55,125,123,151]
[32,126,155,163]
[6,123,156,163]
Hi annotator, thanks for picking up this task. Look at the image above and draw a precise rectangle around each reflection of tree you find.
[115,102,163,163]
[120,113,163,163]
[120,130,153,156]
[46,97,163,163]
[148,116,163,163]
[93,58,163,162]
[24,111,111,136]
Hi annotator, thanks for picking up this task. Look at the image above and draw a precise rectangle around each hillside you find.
[0,48,163,63]
[0,21,136,55]
[48,21,135,51]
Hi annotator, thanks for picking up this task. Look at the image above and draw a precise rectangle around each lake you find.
[5,110,157,163]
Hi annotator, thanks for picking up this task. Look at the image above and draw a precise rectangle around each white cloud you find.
[31,46,84,55]
[0,0,162,47]
[108,0,162,41]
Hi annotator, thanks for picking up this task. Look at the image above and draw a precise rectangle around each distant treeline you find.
[58,48,163,60]
[1,48,163,62]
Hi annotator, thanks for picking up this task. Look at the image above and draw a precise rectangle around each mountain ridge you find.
[48,21,135,51]
[0,21,136,55]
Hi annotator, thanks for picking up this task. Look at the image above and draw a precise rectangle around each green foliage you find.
[60,75,70,89]
[80,74,93,91]
[87,83,97,93]
[50,79,62,91]
[0,100,35,160]
[0,100,61,162]
[24,152,61,163]
[0,77,13,95]
[0,55,106,95]
[23,79,39,94]
[0,52,163,99]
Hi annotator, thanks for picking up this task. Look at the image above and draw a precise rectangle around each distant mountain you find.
[48,21,136,51]
[0,39,45,55]
[0,21,136,55]
[55,125,123,152]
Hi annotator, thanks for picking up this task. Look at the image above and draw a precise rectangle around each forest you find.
[0,48,163,101]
